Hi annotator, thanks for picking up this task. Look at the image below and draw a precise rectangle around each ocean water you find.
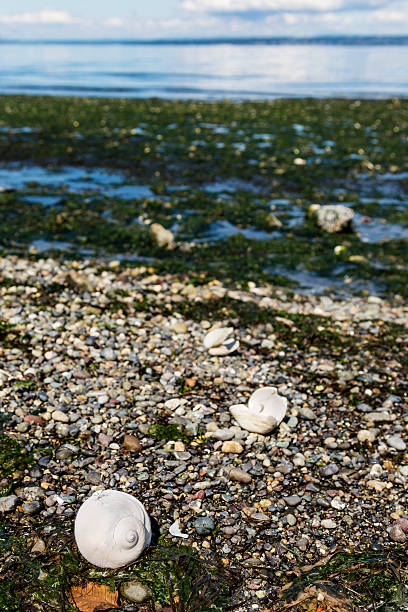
[1,39,407,99]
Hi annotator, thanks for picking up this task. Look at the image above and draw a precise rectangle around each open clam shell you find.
[229,386,287,434]
[203,327,234,349]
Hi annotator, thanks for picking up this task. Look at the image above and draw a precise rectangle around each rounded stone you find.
[121,580,152,603]
[221,441,243,454]
[193,517,215,535]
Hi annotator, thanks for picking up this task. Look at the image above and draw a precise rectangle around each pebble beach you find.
[1,253,407,610]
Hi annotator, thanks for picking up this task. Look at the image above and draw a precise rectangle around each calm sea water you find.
[1,40,407,99]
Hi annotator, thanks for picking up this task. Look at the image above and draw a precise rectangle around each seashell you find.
[203,327,233,349]
[229,386,287,434]
[204,327,239,355]
[74,489,152,568]
[169,519,188,539]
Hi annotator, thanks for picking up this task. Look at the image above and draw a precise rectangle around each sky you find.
[0,0,407,39]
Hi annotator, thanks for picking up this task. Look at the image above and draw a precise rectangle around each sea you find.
[1,37,408,100]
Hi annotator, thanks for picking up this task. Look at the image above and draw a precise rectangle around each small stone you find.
[51,410,69,423]
[98,433,113,447]
[284,495,301,507]
[193,517,215,535]
[297,537,309,551]
[286,514,296,526]
[31,538,46,553]
[101,347,116,361]
[85,471,101,485]
[395,518,408,533]
[367,480,386,492]
[299,407,316,420]
[213,428,235,441]
[357,429,376,443]
[388,524,407,543]
[22,501,41,515]
[121,580,152,603]
[321,519,337,529]
[314,204,354,233]
[221,441,243,454]
[56,446,74,460]
[24,415,45,425]
[228,468,252,483]
[386,435,406,451]
[123,434,143,452]
[320,464,339,477]
[0,495,19,513]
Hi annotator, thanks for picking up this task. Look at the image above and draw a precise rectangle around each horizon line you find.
[0,34,408,45]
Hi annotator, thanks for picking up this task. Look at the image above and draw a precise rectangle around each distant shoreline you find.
[1,35,408,46]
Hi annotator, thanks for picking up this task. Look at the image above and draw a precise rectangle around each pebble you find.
[51,410,69,423]
[0,495,19,512]
[299,407,316,420]
[193,517,215,535]
[320,464,339,477]
[284,495,302,507]
[121,580,152,603]
[388,524,407,543]
[213,428,235,441]
[357,429,376,443]
[123,434,143,452]
[101,347,116,361]
[386,435,407,451]
[286,514,296,526]
[321,519,337,529]
[221,441,243,454]
[22,501,41,515]
[228,468,252,483]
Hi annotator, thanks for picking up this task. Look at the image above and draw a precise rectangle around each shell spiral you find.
[74,489,152,568]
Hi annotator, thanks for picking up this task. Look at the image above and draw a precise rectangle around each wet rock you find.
[284,495,302,507]
[388,524,407,543]
[149,223,174,248]
[386,435,406,451]
[312,204,354,233]
[22,501,41,515]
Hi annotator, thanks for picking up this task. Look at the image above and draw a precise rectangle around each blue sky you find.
[0,0,407,39]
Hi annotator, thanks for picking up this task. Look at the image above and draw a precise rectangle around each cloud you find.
[0,10,76,25]
[181,0,385,13]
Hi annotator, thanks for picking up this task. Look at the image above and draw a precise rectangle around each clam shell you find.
[208,338,239,356]
[229,387,287,434]
[203,327,233,349]
[74,489,151,568]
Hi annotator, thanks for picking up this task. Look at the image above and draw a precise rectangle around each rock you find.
[56,446,74,460]
[98,433,113,447]
[51,410,69,423]
[85,471,101,485]
[388,524,407,543]
[149,223,174,248]
[286,514,296,526]
[228,468,252,483]
[357,429,376,443]
[221,441,243,454]
[22,501,41,515]
[0,495,19,513]
[193,517,215,535]
[297,537,309,551]
[365,411,393,423]
[321,519,337,529]
[386,435,406,451]
[213,428,235,441]
[367,480,386,492]
[320,464,339,477]
[299,407,316,420]
[284,495,302,507]
[121,580,152,603]
[313,204,354,233]
[24,415,45,425]
[123,434,143,452]
[101,347,116,361]
[31,538,46,553]
[395,518,408,533]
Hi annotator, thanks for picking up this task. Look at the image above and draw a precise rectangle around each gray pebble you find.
[193,517,215,535]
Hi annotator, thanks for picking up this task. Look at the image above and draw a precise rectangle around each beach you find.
[0,94,407,610]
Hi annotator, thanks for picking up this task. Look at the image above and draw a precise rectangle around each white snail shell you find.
[74,489,152,568]
[203,327,239,355]
[230,386,287,434]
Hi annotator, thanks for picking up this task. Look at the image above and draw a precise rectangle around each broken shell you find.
[230,386,287,434]
[208,338,240,356]
[203,327,233,349]
[74,489,152,568]
[169,519,188,539]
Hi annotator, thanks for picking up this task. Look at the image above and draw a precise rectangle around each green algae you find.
[0,95,407,296]
[0,435,33,496]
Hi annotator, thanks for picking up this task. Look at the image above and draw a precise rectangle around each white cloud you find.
[181,0,384,12]
[0,10,76,25]
[104,17,125,28]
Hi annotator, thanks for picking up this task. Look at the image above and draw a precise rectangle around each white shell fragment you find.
[230,386,287,434]
[203,327,239,355]
[169,519,189,539]
[74,489,152,569]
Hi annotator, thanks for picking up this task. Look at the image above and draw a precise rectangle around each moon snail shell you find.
[74,489,152,568]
